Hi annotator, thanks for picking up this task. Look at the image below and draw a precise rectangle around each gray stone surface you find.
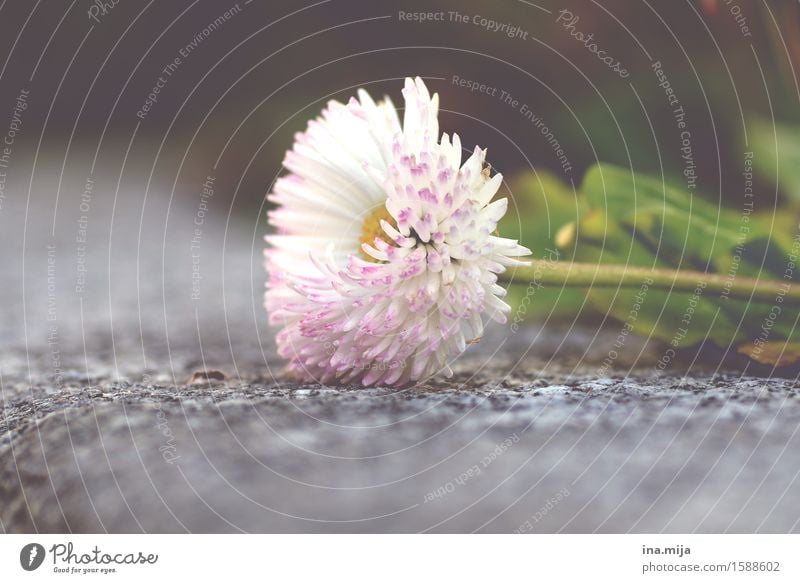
[3,325,800,533]
[1,179,799,533]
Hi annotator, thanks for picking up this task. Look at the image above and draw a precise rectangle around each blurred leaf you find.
[558,163,800,365]
[499,171,585,319]
[749,118,800,202]
[737,341,800,367]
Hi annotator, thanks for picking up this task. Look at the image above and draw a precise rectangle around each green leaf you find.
[749,118,800,203]
[559,163,800,364]
[499,171,585,319]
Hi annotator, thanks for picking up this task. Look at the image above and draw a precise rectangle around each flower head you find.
[265,77,530,386]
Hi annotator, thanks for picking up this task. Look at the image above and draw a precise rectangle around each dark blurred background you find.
[1,0,798,213]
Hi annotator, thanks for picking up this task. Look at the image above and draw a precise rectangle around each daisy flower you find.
[265,77,530,386]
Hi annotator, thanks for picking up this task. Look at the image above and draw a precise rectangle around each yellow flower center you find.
[359,205,395,261]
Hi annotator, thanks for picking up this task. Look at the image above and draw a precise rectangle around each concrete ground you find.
[3,327,800,533]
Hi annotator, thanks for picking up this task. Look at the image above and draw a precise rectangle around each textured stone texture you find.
[2,324,800,533]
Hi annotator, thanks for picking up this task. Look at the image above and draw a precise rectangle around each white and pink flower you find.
[265,77,529,386]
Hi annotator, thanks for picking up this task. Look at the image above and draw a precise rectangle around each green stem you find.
[501,260,800,305]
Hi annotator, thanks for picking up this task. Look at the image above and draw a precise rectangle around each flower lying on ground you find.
[265,77,530,386]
